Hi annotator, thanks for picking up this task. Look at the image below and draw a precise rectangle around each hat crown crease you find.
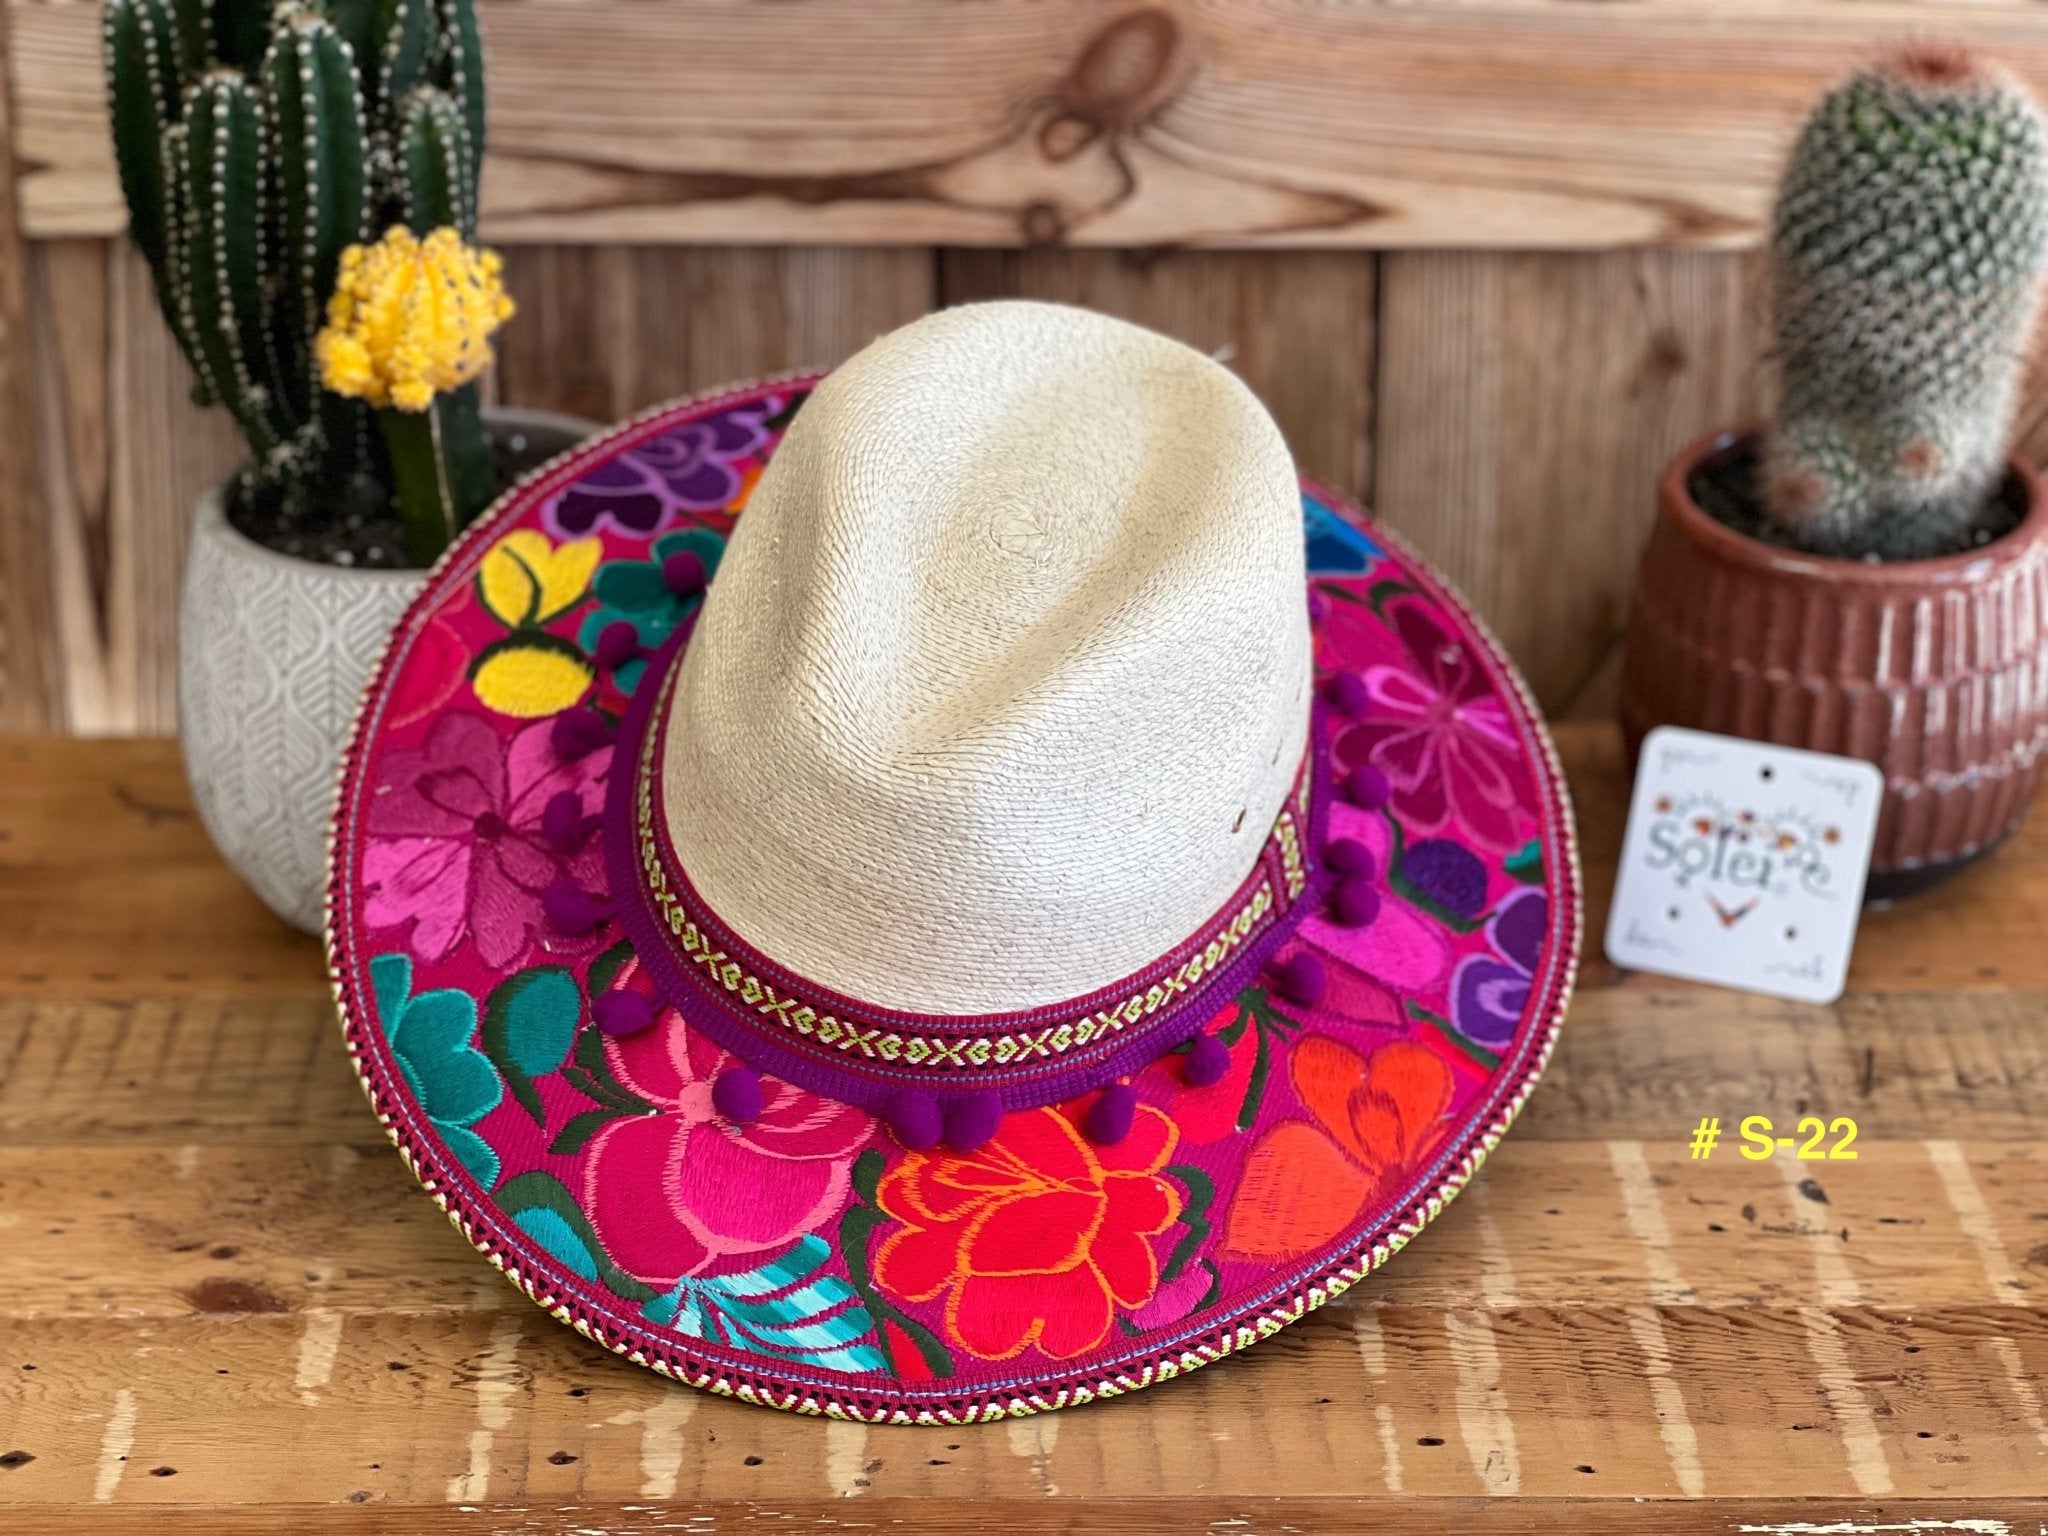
[659,302,1312,1015]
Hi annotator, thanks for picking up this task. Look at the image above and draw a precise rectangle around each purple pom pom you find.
[594,621,641,671]
[1324,671,1369,717]
[1330,878,1382,928]
[1343,764,1391,811]
[662,550,708,597]
[1324,836,1376,879]
[541,790,592,855]
[1272,950,1327,1008]
[1182,1031,1231,1088]
[593,990,654,1037]
[885,1091,942,1152]
[942,1092,1003,1153]
[1083,1082,1137,1146]
[711,1065,764,1124]
[1307,590,1328,625]
[550,708,612,762]
[542,877,609,935]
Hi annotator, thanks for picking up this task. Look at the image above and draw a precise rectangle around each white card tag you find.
[1604,726,1883,1004]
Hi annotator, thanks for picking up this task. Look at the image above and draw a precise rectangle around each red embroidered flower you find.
[1335,598,1523,850]
[872,1105,1183,1361]
[1223,1036,1457,1261]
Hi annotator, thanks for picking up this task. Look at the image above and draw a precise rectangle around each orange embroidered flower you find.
[873,1105,1182,1361]
[1223,1036,1456,1261]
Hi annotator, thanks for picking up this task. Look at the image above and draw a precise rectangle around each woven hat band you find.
[604,624,1334,1115]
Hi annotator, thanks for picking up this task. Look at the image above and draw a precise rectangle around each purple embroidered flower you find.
[1449,887,1547,1049]
[363,713,610,968]
[545,402,777,539]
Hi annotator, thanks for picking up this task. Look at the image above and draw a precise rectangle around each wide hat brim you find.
[327,374,1581,1421]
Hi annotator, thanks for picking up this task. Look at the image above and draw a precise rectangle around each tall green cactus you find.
[104,0,489,543]
[1763,47,2048,559]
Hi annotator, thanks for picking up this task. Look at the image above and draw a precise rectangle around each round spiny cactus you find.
[1764,46,2048,559]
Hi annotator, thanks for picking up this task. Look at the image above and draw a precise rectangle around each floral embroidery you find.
[579,1012,871,1288]
[544,402,779,539]
[469,529,601,718]
[872,1106,1183,1360]
[1451,888,1548,1051]
[327,397,1574,1418]
[364,712,609,968]
[576,526,726,694]
[371,953,503,1188]
[1224,1037,1455,1261]
[1336,597,1523,851]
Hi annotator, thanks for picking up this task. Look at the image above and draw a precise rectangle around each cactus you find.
[1762,47,2048,560]
[103,0,499,557]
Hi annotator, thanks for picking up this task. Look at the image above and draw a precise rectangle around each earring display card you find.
[1605,726,1883,1005]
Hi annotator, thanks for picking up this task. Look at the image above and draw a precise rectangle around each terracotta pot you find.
[178,407,595,933]
[1620,428,2048,901]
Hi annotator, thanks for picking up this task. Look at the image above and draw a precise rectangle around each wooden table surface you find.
[1,726,2044,1533]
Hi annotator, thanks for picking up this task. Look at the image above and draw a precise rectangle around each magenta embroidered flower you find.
[1335,599,1524,851]
[583,1013,872,1287]
[363,712,610,967]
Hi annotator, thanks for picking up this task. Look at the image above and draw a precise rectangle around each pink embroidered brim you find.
[326,376,1582,1422]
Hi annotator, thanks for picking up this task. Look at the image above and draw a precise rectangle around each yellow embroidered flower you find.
[466,530,601,718]
[315,225,514,412]
[477,530,600,628]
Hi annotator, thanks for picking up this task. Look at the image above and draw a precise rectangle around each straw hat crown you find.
[660,301,1311,1013]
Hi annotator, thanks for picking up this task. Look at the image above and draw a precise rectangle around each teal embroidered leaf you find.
[496,1169,659,1303]
[1505,838,1545,885]
[482,964,581,1127]
[641,1234,886,1375]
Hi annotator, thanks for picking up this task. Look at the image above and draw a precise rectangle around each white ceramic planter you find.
[178,408,593,933]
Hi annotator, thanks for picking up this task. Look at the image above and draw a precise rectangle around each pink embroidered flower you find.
[1336,599,1524,851]
[584,1016,872,1287]
[363,712,609,967]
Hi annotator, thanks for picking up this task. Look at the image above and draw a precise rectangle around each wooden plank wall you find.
[6,0,2048,734]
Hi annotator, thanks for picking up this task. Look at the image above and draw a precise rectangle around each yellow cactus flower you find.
[316,225,514,412]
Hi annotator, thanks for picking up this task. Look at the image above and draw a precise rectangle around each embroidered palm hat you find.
[328,300,1580,1422]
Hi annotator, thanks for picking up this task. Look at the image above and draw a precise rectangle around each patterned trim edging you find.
[629,649,1305,1073]
[323,388,1582,1423]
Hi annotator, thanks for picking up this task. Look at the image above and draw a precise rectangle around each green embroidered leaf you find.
[1505,838,1545,885]
[1366,578,1416,618]
[1162,1164,1215,1283]
[1409,1002,1503,1072]
[482,965,581,1127]
[547,1106,627,1157]
[496,1169,659,1303]
[567,1022,661,1115]
[585,940,634,1001]
[839,1150,954,1380]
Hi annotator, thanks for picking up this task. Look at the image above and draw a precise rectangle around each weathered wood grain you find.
[18,1,2048,248]
[496,246,936,424]
[3,1136,2040,1320]
[101,249,244,734]
[0,0,60,731]
[3,1303,2046,1505]
[26,241,110,734]
[940,248,1376,497]
[1373,250,1766,711]
[3,1501,2047,1536]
